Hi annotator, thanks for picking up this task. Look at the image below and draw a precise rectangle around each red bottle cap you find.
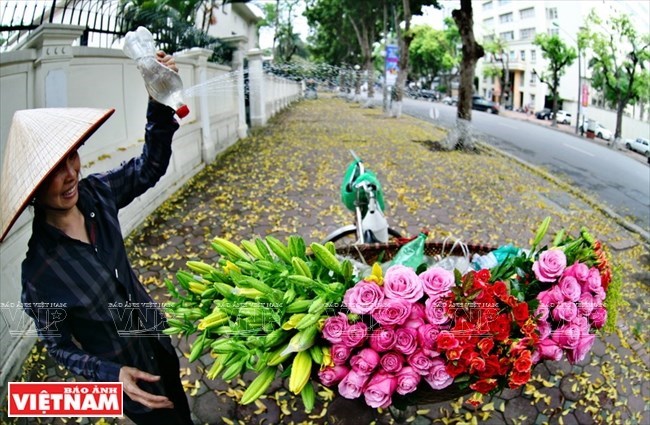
[176,104,190,118]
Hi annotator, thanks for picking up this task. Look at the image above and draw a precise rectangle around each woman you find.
[1,52,192,424]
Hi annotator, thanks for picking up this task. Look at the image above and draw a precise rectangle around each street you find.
[399,97,650,234]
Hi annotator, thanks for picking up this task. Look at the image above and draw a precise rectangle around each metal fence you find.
[0,0,123,52]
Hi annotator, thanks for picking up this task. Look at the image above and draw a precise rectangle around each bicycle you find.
[323,151,403,247]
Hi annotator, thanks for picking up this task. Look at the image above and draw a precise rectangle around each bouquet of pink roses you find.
[316,219,620,409]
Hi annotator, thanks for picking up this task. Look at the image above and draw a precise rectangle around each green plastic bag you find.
[340,161,385,213]
[391,233,427,270]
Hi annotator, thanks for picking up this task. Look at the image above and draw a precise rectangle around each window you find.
[520,27,536,40]
[509,50,515,61]
[483,1,493,11]
[531,49,537,63]
[520,7,535,19]
[500,31,514,41]
[546,7,558,19]
[548,28,559,36]
[520,50,526,61]
[499,12,513,23]
[484,34,495,43]
[530,72,537,84]
[483,17,494,27]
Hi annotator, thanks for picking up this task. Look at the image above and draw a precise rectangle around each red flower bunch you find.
[435,269,539,394]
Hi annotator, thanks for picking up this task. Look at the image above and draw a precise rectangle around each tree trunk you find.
[393,0,413,118]
[453,0,484,123]
[615,100,625,141]
[550,70,559,128]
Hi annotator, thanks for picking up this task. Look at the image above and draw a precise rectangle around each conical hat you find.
[0,107,115,242]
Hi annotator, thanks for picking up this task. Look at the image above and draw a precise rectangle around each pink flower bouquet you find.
[317,220,620,409]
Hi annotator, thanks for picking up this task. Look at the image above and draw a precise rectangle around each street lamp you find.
[552,22,582,135]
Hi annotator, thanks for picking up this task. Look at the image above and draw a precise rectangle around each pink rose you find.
[535,338,563,361]
[537,286,564,308]
[572,315,590,333]
[420,266,455,297]
[409,303,426,320]
[582,268,603,294]
[407,350,434,376]
[535,302,550,321]
[343,280,385,314]
[563,262,590,283]
[363,372,397,408]
[342,322,368,348]
[577,292,595,316]
[394,328,418,355]
[532,249,567,282]
[558,275,582,302]
[395,366,421,395]
[589,306,607,329]
[322,313,349,343]
[350,348,380,375]
[369,327,396,352]
[537,320,552,339]
[566,333,596,364]
[338,369,370,399]
[552,323,581,349]
[331,344,353,365]
[424,358,453,390]
[380,352,404,374]
[551,301,578,322]
[403,317,425,330]
[318,365,350,386]
[417,324,441,351]
[372,298,412,326]
[383,265,424,303]
[424,297,450,325]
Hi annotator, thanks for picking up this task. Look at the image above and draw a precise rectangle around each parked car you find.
[580,121,612,141]
[555,110,572,124]
[535,108,552,120]
[625,137,650,156]
[411,88,438,101]
[471,95,499,114]
[442,96,458,105]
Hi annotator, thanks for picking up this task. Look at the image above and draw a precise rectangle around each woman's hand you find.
[119,366,174,409]
[156,50,178,73]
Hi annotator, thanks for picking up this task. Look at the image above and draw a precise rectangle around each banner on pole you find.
[581,83,589,107]
[385,45,399,87]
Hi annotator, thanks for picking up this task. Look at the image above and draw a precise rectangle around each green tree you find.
[482,33,510,106]
[389,0,439,117]
[304,0,359,66]
[118,0,234,61]
[583,12,650,139]
[409,20,459,91]
[533,33,577,128]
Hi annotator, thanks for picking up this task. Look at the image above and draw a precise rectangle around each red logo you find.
[8,382,123,417]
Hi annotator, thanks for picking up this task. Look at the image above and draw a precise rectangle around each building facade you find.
[474,0,649,125]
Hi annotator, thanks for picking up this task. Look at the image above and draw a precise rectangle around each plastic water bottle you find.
[123,27,189,118]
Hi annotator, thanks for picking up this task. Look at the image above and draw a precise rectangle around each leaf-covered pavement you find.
[2,96,648,424]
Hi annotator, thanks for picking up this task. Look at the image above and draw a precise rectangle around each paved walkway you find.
[2,96,648,425]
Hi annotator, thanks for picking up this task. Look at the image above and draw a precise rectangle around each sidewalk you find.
[499,109,649,165]
[2,96,648,425]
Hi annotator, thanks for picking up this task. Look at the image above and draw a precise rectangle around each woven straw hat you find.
[0,107,115,242]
